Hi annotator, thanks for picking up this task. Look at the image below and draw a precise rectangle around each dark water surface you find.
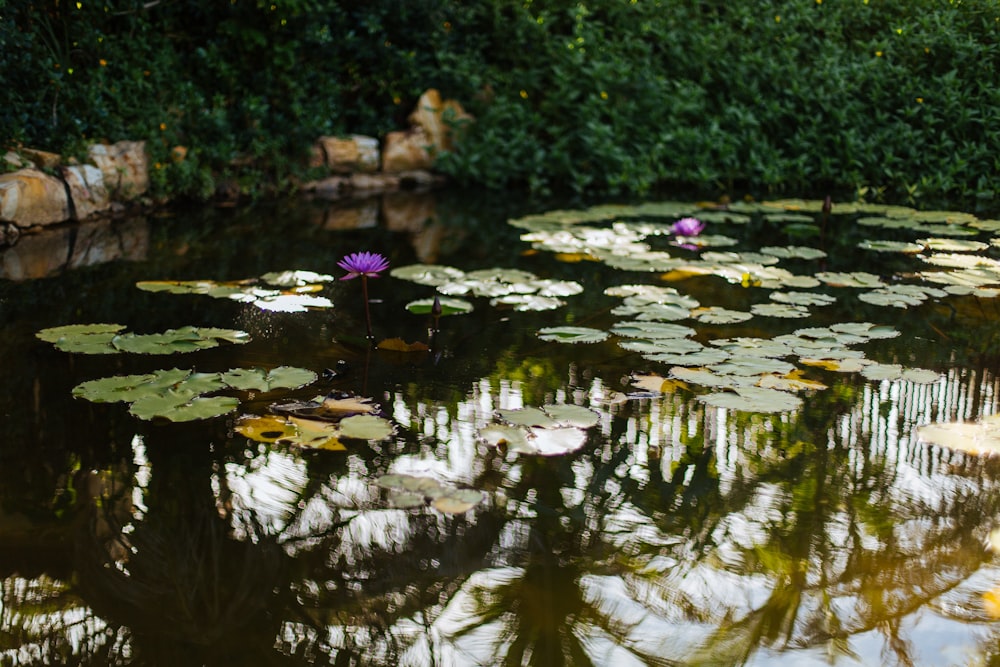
[2,189,1000,666]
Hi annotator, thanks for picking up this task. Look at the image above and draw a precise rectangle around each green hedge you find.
[2,0,998,204]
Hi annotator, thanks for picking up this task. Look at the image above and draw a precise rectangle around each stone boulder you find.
[0,169,70,227]
[407,88,472,155]
[315,135,380,173]
[382,128,434,173]
[87,140,149,200]
[61,164,110,220]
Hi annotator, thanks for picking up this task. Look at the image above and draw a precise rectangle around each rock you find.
[382,128,433,173]
[408,88,472,155]
[61,164,110,220]
[86,140,149,200]
[349,172,400,191]
[18,147,62,169]
[307,175,350,199]
[0,168,70,227]
[316,135,380,173]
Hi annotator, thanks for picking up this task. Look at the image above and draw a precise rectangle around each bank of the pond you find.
[0,90,462,247]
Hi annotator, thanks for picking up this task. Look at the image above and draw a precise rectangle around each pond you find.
[2,188,1000,666]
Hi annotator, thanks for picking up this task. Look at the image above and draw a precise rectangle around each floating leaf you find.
[902,368,941,384]
[260,270,335,286]
[491,295,565,311]
[405,297,475,316]
[646,349,731,366]
[539,403,601,428]
[750,303,811,318]
[390,264,466,285]
[234,415,299,443]
[769,291,836,306]
[611,320,697,339]
[916,415,1000,456]
[860,363,903,382]
[759,246,828,260]
[815,272,886,288]
[757,373,827,392]
[857,240,924,253]
[691,307,753,324]
[698,386,802,413]
[129,392,238,422]
[37,323,125,343]
[339,414,396,441]
[72,369,192,403]
[619,338,704,355]
[537,326,609,343]
[220,366,317,392]
[917,238,989,252]
[432,489,486,514]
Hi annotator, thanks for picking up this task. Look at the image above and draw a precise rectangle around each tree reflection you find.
[7,363,1000,665]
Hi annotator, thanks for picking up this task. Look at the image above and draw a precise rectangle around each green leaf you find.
[221,366,317,392]
[698,386,802,413]
[129,393,239,422]
[339,414,395,441]
[405,297,474,316]
[537,326,609,343]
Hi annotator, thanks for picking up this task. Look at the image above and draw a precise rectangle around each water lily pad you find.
[432,489,486,514]
[698,386,802,413]
[857,240,924,253]
[405,297,474,316]
[759,246,828,260]
[479,424,531,450]
[915,415,1000,456]
[757,373,827,392]
[533,279,585,297]
[646,349,731,366]
[815,272,886,288]
[540,403,601,428]
[390,264,466,285]
[129,392,239,422]
[281,416,345,450]
[260,270,336,286]
[611,321,697,339]
[619,338,704,355]
[37,323,126,343]
[858,289,924,308]
[491,295,565,311]
[749,303,811,318]
[221,366,317,392]
[710,356,797,376]
[111,327,249,354]
[668,366,742,390]
[611,302,692,321]
[709,337,794,358]
[829,322,900,339]
[860,363,903,382]
[537,326,609,343]
[769,291,836,306]
[691,307,753,324]
[234,415,299,443]
[339,414,395,441]
[917,238,989,252]
[902,368,941,384]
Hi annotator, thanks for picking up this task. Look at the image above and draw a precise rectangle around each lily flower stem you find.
[361,276,374,343]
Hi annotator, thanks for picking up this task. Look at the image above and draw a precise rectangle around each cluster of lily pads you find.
[376,474,484,514]
[37,323,251,355]
[391,264,583,313]
[72,366,318,421]
[136,269,336,312]
[479,403,601,456]
[235,393,396,450]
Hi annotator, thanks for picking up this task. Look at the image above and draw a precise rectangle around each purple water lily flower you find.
[338,251,389,342]
[338,251,390,280]
[671,217,705,237]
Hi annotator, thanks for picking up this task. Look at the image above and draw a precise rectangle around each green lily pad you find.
[815,272,886,288]
[405,297,474,316]
[432,490,485,514]
[72,368,193,403]
[537,326,609,343]
[540,403,601,428]
[646,349,731,366]
[390,264,466,285]
[260,270,336,286]
[769,291,836,306]
[698,386,803,413]
[749,303,811,318]
[129,392,239,422]
[916,415,1000,455]
[710,356,797,376]
[339,414,396,441]
[857,240,924,253]
[758,246,828,260]
[111,327,246,354]
[917,238,989,252]
[36,323,126,343]
[220,366,317,392]
[611,302,692,321]
[611,321,697,339]
[491,295,565,311]
[860,363,903,381]
[829,322,900,339]
[619,338,704,355]
[691,307,753,324]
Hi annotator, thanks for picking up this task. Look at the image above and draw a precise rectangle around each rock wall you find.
[0,89,469,247]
